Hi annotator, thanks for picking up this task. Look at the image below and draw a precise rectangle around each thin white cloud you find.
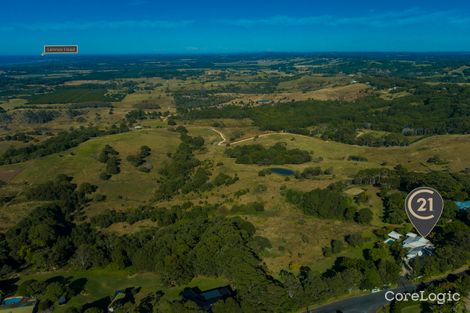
[224,9,470,28]
[2,19,194,31]
[2,9,469,33]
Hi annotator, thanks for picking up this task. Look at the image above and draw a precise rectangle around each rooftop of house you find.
[403,235,432,249]
[388,231,403,240]
[182,286,235,311]
[406,246,434,259]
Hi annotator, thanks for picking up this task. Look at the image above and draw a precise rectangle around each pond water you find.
[270,168,295,176]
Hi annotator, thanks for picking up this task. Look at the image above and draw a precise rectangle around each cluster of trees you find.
[1,172,465,312]
[0,187,291,312]
[231,202,265,214]
[0,125,129,165]
[127,145,152,172]
[21,110,59,124]
[181,84,470,146]
[155,127,240,200]
[0,176,97,274]
[411,218,470,279]
[353,168,401,189]
[155,129,207,200]
[125,109,162,122]
[0,106,11,124]
[173,91,235,109]
[354,132,409,147]
[284,185,373,224]
[133,102,161,110]
[352,166,470,281]
[1,132,34,142]
[382,192,407,224]
[278,245,401,309]
[225,143,311,165]
[15,277,87,312]
[98,145,121,179]
[355,166,470,199]
[212,172,239,187]
[0,127,101,165]
[90,203,216,229]
[353,166,470,224]
[347,155,368,162]
[294,166,333,179]
[319,124,410,147]
[389,271,470,312]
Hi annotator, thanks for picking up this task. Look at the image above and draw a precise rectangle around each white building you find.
[402,233,434,260]
[406,246,434,259]
[388,231,403,240]
[403,236,431,249]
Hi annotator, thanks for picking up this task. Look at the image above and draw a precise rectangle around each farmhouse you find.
[383,231,434,260]
[402,234,431,249]
[406,246,433,259]
[182,286,235,311]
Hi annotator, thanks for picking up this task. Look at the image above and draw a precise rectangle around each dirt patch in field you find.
[0,168,22,182]
[63,80,109,86]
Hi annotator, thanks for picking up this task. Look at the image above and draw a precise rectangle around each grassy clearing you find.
[4,129,180,216]
[19,268,162,312]
[250,211,374,274]
[18,267,228,312]
[276,75,350,92]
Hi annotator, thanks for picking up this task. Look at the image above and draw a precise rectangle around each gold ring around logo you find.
[407,189,435,220]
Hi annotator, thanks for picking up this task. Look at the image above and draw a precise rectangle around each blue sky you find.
[1,0,470,54]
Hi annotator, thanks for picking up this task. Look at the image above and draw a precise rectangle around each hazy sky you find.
[2,0,470,54]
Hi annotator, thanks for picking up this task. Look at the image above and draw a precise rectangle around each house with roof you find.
[383,231,434,260]
[383,230,403,245]
[406,246,434,260]
[403,235,431,249]
[402,233,434,260]
[182,286,235,312]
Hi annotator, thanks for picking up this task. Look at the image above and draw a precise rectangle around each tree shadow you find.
[81,297,111,312]
[69,278,88,296]
[0,277,19,295]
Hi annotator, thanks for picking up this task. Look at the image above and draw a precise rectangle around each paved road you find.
[308,284,416,313]
[307,270,469,313]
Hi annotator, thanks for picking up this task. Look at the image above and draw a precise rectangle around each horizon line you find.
[2,50,470,57]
